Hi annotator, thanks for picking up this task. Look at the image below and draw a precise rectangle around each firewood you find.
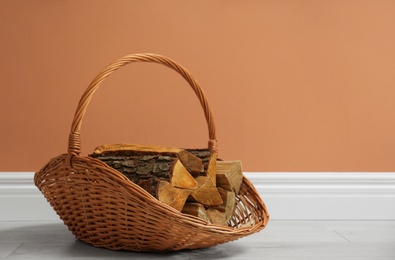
[181,203,210,222]
[90,152,198,197]
[187,149,218,184]
[171,160,198,189]
[216,160,243,194]
[157,181,190,211]
[188,176,223,206]
[211,188,236,221]
[206,208,228,226]
[92,144,204,173]
[185,149,211,161]
[206,152,217,185]
[89,144,241,222]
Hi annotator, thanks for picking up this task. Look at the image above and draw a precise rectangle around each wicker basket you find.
[34,53,269,252]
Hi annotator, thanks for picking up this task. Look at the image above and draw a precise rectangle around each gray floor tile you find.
[8,241,188,259]
[1,220,394,259]
[234,242,395,258]
[0,243,22,258]
[0,222,73,243]
[333,221,395,243]
[240,227,348,243]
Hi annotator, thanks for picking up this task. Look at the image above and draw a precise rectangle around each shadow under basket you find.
[34,53,269,252]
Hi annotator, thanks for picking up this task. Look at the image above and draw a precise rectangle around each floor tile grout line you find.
[6,242,24,258]
[333,230,351,243]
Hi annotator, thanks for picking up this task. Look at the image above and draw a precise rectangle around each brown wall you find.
[1,0,395,172]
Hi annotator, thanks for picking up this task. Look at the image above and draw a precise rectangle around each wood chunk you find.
[91,144,204,173]
[157,181,190,211]
[211,188,236,221]
[177,150,205,174]
[171,160,198,189]
[206,208,227,226]
[188,176,223,206]
[187,149,218,184]
[181,203,210,222]
[216,160,243,194]
[207,152,217,185]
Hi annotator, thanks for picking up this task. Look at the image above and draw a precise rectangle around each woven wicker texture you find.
[34,53,269,251]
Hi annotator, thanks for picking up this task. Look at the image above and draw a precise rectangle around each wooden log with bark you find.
[90,153,197,192]
[89,144,200,211]
[92,144,204,173]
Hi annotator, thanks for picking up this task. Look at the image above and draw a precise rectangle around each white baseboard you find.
[0,172,59,221]
[245,172,395,220]
[1,172,395,221]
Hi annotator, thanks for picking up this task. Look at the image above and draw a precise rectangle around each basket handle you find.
[67,53,217,160]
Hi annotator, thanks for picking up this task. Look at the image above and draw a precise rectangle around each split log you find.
[188,176,223,206]
[181,203,210,222]
[92,144,204,173]
[171,160,198,189]
[211,188,236,221]
[207,152,218,185]
[216,160,243,194]
[187,149,218,184]
[157,181,190,211]
[206,208,227,226]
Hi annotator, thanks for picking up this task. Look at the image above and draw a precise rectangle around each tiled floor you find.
[0,220,394,259]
